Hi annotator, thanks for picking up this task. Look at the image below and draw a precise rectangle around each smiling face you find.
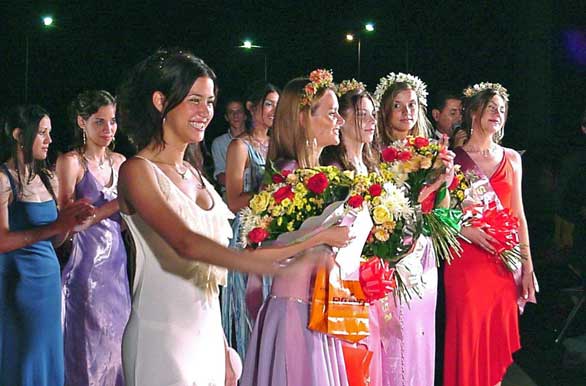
[251,91,279,129]
[475,94,506,137]
[78,104,117,149]
[307,89,345,148]
[32,115,52,160]
[163,76,215,144]
[341,95,376,145]
[386,88,418,138]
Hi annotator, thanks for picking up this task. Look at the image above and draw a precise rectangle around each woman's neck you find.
[343,137,365,170]
[250,125,269,139]
[146,141,187,166]
[465,129,494,151]
[83,143,107,161]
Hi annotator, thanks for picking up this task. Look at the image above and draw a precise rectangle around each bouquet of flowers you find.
[239,165,353,247]
[455,170,524,271]
[379,136,462,264]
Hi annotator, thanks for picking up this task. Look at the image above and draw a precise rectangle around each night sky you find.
[2,0,586,155]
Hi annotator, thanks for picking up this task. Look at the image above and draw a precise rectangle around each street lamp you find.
[238,39,268,82]
[25,15,54,102]
[345,23,375,80]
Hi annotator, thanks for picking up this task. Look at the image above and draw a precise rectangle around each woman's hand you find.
[438,148,456,187]
[460,226,498,254]
[57,200,95,233]
[317,225,353,248]
[521,270,537,300]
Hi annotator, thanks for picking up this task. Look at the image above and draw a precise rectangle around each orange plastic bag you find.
[308,266,370,343]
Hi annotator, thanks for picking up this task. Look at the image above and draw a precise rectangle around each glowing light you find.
[365,23,375,32]
[243,40,253,49]
[42,16,53,26]
[346,34,355,42]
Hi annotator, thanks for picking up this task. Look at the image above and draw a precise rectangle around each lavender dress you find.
[241,159,348,386]
[61,164,130,386]
[370,236,437,386]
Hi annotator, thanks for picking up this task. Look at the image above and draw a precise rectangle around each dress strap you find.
[0,163,18,200]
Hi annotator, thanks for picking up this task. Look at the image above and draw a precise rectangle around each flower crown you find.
[374,72,428,107]
[463,82,509,102]
[336,79,366,97]
[300,69,334,108]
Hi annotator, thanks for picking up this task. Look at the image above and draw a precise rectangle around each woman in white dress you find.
[116,48,350,386]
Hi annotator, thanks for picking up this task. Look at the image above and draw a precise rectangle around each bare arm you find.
[225,139,253,213]
[118,158,351,275]
[0,173,94,253]
[507,148,536,299]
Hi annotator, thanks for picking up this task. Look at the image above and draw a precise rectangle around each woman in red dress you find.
[444,83,537,386]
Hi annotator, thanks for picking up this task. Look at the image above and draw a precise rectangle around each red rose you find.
[248,227,269,244]
[368,183,383,197]
[413,137,429,149]
[281,169,292,177]
[272,174,285,183]
[306,172,329,194]
[273,185,295,203]
[448,175,460,191]
[347,194,364,208]
[397,150,413,161]
[381,147,398,162]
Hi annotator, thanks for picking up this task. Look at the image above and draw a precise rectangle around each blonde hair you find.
[268,77,335,168]
[377,82,432,146]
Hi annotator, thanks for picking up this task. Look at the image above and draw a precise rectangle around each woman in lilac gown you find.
[57,90,130,386]
[372,73,455,386]
[242,72,351,386]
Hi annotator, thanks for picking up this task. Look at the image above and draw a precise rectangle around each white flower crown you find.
[374,72,428,107]
[463,82,509,102]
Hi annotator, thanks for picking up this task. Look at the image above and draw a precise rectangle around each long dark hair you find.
[117,48,217,171]
[322,89,379,172]
[69,89,116,151]
[1,105,56,201]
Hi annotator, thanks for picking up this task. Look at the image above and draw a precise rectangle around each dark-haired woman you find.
[116,49,350,386]
[0,105,94,386]
[222,82,279,361]
[444,83,537,386]
[56,90,130,386]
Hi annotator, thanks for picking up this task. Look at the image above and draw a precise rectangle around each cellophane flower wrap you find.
[455,170,524,271]
[239,164,354,247]
[379,136,463,265]
[342,170,421,303]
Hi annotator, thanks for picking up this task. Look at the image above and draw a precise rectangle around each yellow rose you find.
[371,196,382,207]
[287,221,296,232]
[374,228,390,242]
[249,191,270,214]
[372,205,391,225]
[286,173,299,184]
[420,156,433,170]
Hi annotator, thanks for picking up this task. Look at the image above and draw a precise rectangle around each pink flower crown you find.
[300,69,334,108]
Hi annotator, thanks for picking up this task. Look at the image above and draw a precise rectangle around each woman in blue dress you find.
[221,82,280,361]
[56,90,130,386]
[0,105,94,386]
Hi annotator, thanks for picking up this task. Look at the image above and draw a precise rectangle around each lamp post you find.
[25,15,53,102]
[239,40,268,82]
[345,22,375,80]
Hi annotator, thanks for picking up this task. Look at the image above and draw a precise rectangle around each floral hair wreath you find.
[336,79,366,97]
[373,72,428,108]
[300,69,335,108]
[463,82,509,102]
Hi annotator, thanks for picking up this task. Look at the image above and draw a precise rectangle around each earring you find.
[82,130,86,145]
[110,136,116,151]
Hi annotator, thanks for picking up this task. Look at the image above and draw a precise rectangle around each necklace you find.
[83,154,108,169]
[465,144,497,158]
[249,135,269,157]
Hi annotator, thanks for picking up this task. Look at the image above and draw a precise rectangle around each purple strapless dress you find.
[61,168,130,386]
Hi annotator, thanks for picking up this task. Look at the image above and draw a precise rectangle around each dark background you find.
[2,1,585,384]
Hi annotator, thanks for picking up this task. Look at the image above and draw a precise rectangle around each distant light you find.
[346,34,355,42]
[365,23,375,32]
[42,16,53,26]
[243,40,253,49]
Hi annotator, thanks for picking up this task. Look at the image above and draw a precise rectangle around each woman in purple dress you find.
[56,90,130,386]
[242,71,350,386]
